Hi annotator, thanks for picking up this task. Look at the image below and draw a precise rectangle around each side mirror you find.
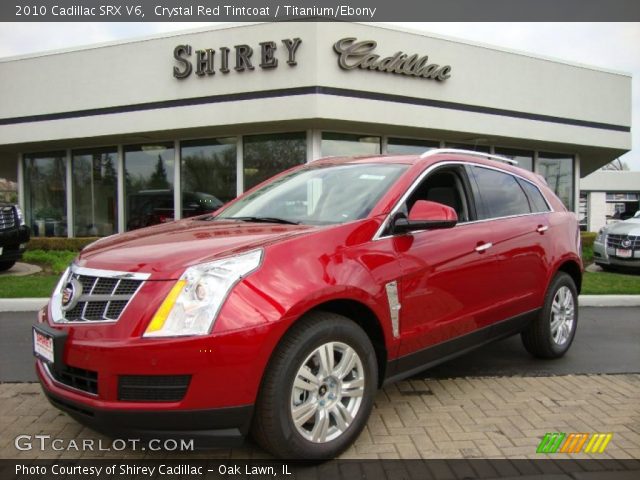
[393,200,458,234]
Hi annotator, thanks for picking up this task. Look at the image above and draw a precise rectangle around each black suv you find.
[0,202,30,271]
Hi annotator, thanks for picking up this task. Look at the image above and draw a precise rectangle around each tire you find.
[0,261,16,272]
[251,311,378,459]
[521,272,578,359]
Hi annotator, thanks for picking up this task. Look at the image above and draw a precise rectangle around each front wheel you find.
[521,272,578,359]
[251,312,378,459]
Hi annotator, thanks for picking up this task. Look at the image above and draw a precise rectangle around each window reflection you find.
[321,133,380,157]
[445,143,490,153]
[124,143,175,231]
[243,133,306,190]
[23,152,67,237]
[387,138,439,155]
[72,148,118,237]
[537,152,574,210]
[181,138,237,217]
[494,147,534,171]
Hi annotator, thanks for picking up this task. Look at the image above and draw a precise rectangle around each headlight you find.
[15,205,25,226]
[596,228,606,243]
[143,249,263,338]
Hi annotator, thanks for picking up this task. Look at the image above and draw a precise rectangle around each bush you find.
[26,237,99,252]
[581,232,597,249]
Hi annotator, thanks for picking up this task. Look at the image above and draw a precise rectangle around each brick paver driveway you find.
[1,374,639,460]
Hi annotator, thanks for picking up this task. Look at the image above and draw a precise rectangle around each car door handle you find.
[536,225,549,234]
[475,242,493,253]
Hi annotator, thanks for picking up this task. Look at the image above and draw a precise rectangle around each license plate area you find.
[616,248,633,258]
[32,324,67,368]
[33,328,54,363]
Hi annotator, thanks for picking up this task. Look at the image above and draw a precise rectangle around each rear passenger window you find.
[472,167,531,219]
[518,179,550,213]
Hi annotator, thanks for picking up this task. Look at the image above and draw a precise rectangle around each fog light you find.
[19,243,27,249]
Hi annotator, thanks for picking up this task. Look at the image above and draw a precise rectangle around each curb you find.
[0,298,48,312]
[579,295,640,307]
[0,295,639,313]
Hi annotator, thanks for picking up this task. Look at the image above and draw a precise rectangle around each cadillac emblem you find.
[61,278,83,311]
[621,238,632,248]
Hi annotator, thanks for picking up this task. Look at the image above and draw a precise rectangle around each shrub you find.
[581,232,597,249]
[26,237,99,252]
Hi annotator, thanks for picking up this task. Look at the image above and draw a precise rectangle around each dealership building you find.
[0,22,632,237]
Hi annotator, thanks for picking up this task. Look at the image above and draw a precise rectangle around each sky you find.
[0,22,638,170]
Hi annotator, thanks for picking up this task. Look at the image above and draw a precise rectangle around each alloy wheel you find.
[550,286,575,345]
[290,341,365,443]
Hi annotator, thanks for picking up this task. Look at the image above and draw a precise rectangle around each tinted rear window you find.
[518,179,550,213]
[472,166,531,219]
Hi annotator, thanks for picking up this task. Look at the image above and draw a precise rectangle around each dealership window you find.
[181,138,237,217]
[23,152,67,237]
[605,192,639,222]
[321,133,381,157]
[72,148,118,237]
[124,143,175,231]
[494,147,534,171]
[243,132,306,190]
[445,143,490,153]
[537,152,574,210]
[386,138,439,155]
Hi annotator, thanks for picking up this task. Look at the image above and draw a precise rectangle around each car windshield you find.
[215,163,408,225]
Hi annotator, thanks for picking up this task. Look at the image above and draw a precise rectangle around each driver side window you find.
[402,166,473,223]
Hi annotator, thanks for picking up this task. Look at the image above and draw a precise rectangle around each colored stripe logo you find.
[537,433,612,454]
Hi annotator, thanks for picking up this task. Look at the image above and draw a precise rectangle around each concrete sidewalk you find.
[1,295,639,313]
[1,374,639,460]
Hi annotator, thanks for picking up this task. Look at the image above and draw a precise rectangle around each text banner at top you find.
[3,0,640,22]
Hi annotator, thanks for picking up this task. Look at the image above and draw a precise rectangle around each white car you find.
[594,211,640,270]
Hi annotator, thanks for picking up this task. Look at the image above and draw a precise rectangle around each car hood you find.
[76,218,316,278]
[605,218,640,236]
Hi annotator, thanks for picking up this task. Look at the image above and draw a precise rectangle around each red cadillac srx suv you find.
[33,149,582,459]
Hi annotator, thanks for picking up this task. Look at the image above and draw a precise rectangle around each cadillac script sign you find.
[333,37,452,81]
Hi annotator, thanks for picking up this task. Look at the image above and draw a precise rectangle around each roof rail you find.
[419,148,519,165]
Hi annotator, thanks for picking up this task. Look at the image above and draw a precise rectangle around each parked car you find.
[127,190,224,230]
[33,150,582,459]
[594,210,640,271]
[0,202,30,271]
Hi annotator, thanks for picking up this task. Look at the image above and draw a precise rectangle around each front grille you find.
[60,272,144,323]
[47,364,98,395]
[607,234,640,250]
[0,206,15,231]
[118,375,191,402]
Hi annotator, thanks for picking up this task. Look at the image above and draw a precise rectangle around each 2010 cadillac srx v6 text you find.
[33,149,582,459]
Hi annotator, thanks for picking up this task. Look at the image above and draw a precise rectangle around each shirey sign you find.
[171,36,452,82]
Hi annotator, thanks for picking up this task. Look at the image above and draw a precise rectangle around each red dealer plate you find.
[616,248,632,258]
[33,327,54,364]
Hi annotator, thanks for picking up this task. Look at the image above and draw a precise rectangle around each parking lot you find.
[0,307,639,459]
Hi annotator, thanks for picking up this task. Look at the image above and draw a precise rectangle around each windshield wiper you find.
[226,216,301,225]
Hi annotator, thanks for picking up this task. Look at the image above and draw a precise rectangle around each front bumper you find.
[41,376,252,447]
[0,225,29,262]
[593,241,640,269]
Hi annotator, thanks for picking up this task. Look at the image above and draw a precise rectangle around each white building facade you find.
[0,22,632,237]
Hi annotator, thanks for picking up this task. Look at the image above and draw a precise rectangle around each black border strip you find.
[0,86,630,132]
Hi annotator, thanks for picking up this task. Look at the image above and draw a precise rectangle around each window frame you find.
[373,160,555,241]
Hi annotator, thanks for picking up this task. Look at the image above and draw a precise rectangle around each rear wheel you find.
[0,261,16,272]
[251,312,378,459]
[522,272,578,359]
